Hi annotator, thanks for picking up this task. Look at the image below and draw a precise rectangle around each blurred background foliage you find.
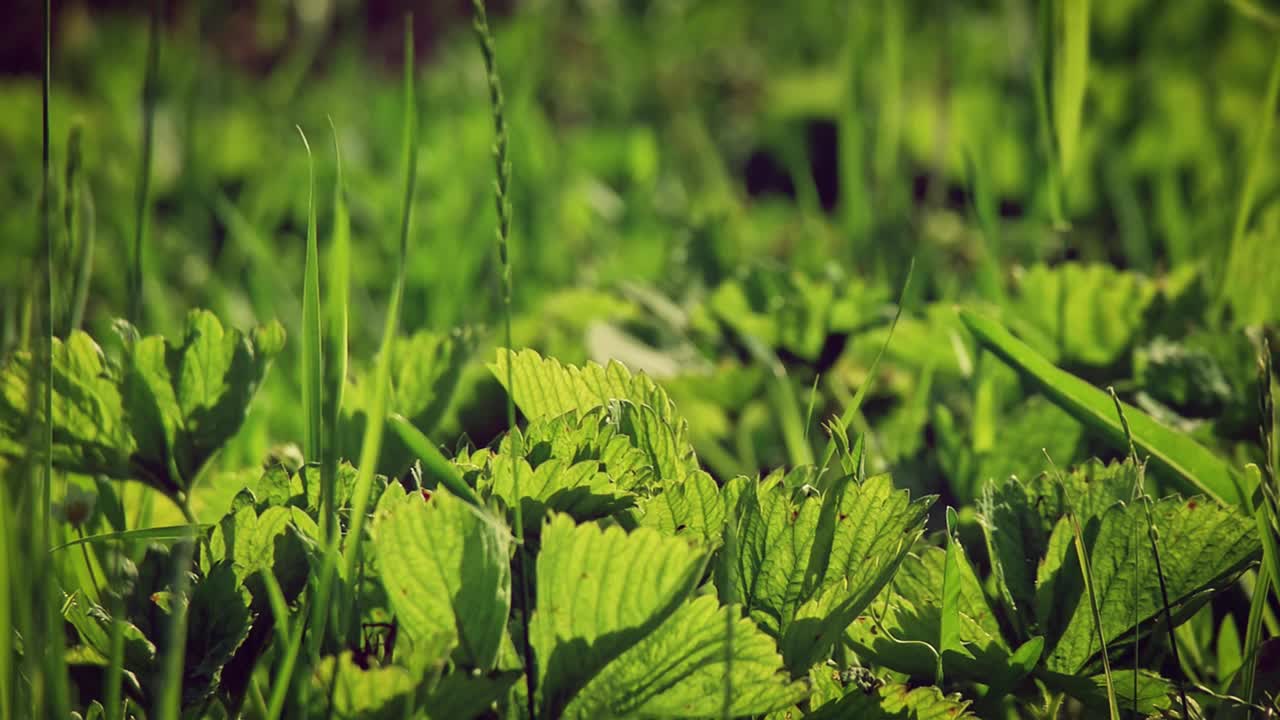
[1,0,1277,515]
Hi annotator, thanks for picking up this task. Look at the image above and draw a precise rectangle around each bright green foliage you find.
[491,348,697,481]
[1007,263,1156,367]
[343,328,474,475]
[373,484,511,670]
[562,595,809,719]
[1045,493,1259,673]
[847,545,1011,683]
[305,652,416,720]
[695,266,884,363]
[806,679,977,719]
[0,311,283,496]
[639,469,725,546]
[1051,0,1090,176]
[530,513,708,717]
[719,472,933,674]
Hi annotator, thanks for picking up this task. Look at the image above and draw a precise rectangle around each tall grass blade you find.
[470,3,537,716]
[1109,389,1190,718]
[64,123,95,334]
[1221,40,1280,320]
[337,12,417,635]
[1051,0,1089,176]
[298,127,323,469]
[960,309,1246,506]
[818,258,914,480]
[321,116,350,545]
[128,0,160,326]
[0,483,12,720]
[387,413,480,507]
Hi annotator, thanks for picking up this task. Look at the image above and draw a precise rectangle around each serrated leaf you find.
[487,453,635,524]
[373,484,511,670]
[0,311,282,495]
[721,473,931,674]
[639,469,725,545]
[531,513,708,717]
[807,681,977,719]
[562,595,809,719]
[491,349,697,481]
[1046,494,1260,673]
[420,668,522,720]
[846,545,1008,683]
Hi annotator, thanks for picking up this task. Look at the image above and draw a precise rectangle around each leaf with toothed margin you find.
[561,595,809,719]
[718,472,932,675]
[490,349,697,481]
[373,483,512,670]
[530,513,708,717]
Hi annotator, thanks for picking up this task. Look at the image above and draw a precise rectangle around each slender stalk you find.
[298,126,323,468]
[471,3,537,717]
[129,0,160,327]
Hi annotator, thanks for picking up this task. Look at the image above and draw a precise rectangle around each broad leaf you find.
[182,563,252,710]
[562,595,809,719]
[846,545,1009,682]
[373,484,511,670]
[639,469,725,546]
[0,311,283,495]
[807,680,977,719]
[491,349,697,481]
[720,473,932,674]
[531,513,708,717]
[1045,493,1259,673]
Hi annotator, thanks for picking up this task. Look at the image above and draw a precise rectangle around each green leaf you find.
[960,308,1247,506]
[419,668,522,720]
[491,349,697,481]
[342,328,475,476]
[1046,494,1260,673]
[182,563,252,710]
[373,484,511,670]
[807,681,977,719]
[0,332,135,480]
[639,469,725,546]
[561,595,809,719]
[531,513,708,717]
[486,453,636,524]
[306,652,415,720]
[0,312,283,495]
[51,523,211,552]
[721,474,932,674]
[1040,669,1177,716]
[847,545,1009,683]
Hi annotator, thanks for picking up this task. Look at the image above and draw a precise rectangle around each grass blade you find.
[128,0,160,327]
[49,523,212,552]
[470,3,537,717]
[387,413,480,507]
[938,506,963,685]
[959,309,1246,506]
[1051,0,1089,176]
[64,123,96,334]
[321,116,350,545]
[337,11,418,631]
[1220,39,1280,320]
[298,126,323,468]
[818,258,914,480]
